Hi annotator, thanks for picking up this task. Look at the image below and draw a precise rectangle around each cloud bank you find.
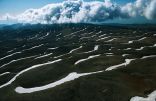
[0,0,156,24]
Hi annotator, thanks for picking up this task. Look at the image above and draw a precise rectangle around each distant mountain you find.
[0,24,7,28]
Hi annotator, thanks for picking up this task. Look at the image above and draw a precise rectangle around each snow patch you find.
[0,59,62,88]
[0,52,22,61]
[105,59,134,71]
[35,53,53,59]
[94,45,99,51]
[128,41,133,44]
[141,55,156,59]
[75,54,100,65]
[136,47,144,51]
[0,55,37,68]
[69,46,82,53]
[0,72,10,77]
[15,71,103,93]
[122,54,130,57]
[48,47,59,50]
[138,37,146,41]
[130,90,156,101]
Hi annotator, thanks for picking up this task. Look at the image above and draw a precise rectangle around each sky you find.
[0,0,156,24]
[0,0,134,15]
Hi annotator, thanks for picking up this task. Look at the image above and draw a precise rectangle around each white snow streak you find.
[15,71,103,93]
[0,55,37,68]
[0,52,21,61]
[35,53,53,59]
[0,59,62,88]
[130,91,156,101]
[69,46,82,53]
[74,54,100,65]
[0,72,10,77]
[105,59,135,71]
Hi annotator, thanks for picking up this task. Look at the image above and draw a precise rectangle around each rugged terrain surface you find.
[0,24,156,101]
